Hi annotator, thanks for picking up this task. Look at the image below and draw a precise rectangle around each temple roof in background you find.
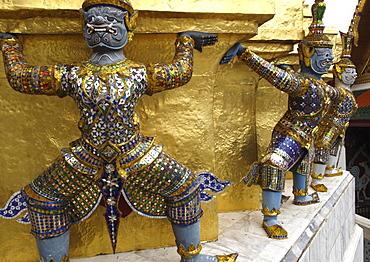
[352,89,370,119]
[351,0,370,85]
[348,0,370,125]
[350,90,370,126]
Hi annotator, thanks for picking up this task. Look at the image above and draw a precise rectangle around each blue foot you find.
[181,253,238,262]
[293,192,320,206]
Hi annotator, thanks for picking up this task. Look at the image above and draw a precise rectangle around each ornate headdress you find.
[333,0,367,79]
[298,0,333,67]
[333,32,356,79]
[82,0,138,41]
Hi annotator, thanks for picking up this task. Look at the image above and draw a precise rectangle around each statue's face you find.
[82,6,128,49]
[310,47,334,75]
[341,67,357,85]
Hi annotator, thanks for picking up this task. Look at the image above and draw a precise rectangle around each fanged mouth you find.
[86,23,118,35]
[344,76,355,82]
[321,60,333,67]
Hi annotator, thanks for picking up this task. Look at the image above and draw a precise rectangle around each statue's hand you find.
[220,43,244,65]
[0,33,16,39]
[179,31,218,52]
[277,64,292,70]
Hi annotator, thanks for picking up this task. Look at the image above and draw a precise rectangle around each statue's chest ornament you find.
[74,61,141,116]
[80,60,135,98]
[289,80,329,120]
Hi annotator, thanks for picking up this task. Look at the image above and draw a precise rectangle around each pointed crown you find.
[301,0,333,48]
[298,0,333,67]
[333,32,356,79]
[333,0,366,80]
[336,32,355,68]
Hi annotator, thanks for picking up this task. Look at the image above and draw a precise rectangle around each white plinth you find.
[72,171,362,262]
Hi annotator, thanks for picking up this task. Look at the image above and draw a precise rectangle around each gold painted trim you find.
[349,0,367,46]
[292,192,320,206]
[325,165,334,170]
[0,38,18,51]
[82,130,141,149]
[23,185,52,203]
[311,183,327,192]
[261,206,281,216]
[325,168,343,177]
[118,143,155,170]
[292,187,308,196]
[177,243,202,258]
[216,253,239,262]
[311,172,324,179]
[262,222,288,239]
[240,48,253,59]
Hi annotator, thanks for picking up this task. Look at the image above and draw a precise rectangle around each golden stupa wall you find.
[0,0,309,260]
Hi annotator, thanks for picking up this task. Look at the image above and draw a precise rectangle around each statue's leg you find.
[168,190,237,261]
[326,154,338,169]
[172,221,216,262]
[123,150,237,261]
[151,152,237,261]
[261,189,287,239]
[36,230,70,262]
[292,172,319,205]
[171,221,237,262]
[311,162,327,192]
[324,147,343,177]
[250,130,300,239]
[290,150,320,205]
[311,145,331,192]
[257,163,288,239]
[21,154,98,262]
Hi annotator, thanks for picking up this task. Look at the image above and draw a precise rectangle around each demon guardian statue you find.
[311,32,358,192]
[0,1,237,261]
[220,0,342,239]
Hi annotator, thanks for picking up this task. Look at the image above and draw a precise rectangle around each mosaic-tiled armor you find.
[312,32,358,192]
[220,0,339,240]
[1,33,205,238]
[0,1,237,261]
[313,88,357,166]
[240,50,342,190]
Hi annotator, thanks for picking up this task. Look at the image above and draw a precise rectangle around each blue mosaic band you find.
[257,164,287,191]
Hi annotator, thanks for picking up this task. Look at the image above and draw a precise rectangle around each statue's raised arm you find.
[0,33,61,96]
[146,31,217,95]
[221,42,339,98]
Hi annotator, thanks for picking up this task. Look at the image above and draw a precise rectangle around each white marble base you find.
[342,224,363,262]
[71,171,361,262]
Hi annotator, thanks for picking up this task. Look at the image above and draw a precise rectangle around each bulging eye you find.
[106,16,116,22]
[85,16,95,24]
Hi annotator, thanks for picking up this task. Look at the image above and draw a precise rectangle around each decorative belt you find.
[68,133,156,172]
[79,133,142,158]
[276,113,319,149]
